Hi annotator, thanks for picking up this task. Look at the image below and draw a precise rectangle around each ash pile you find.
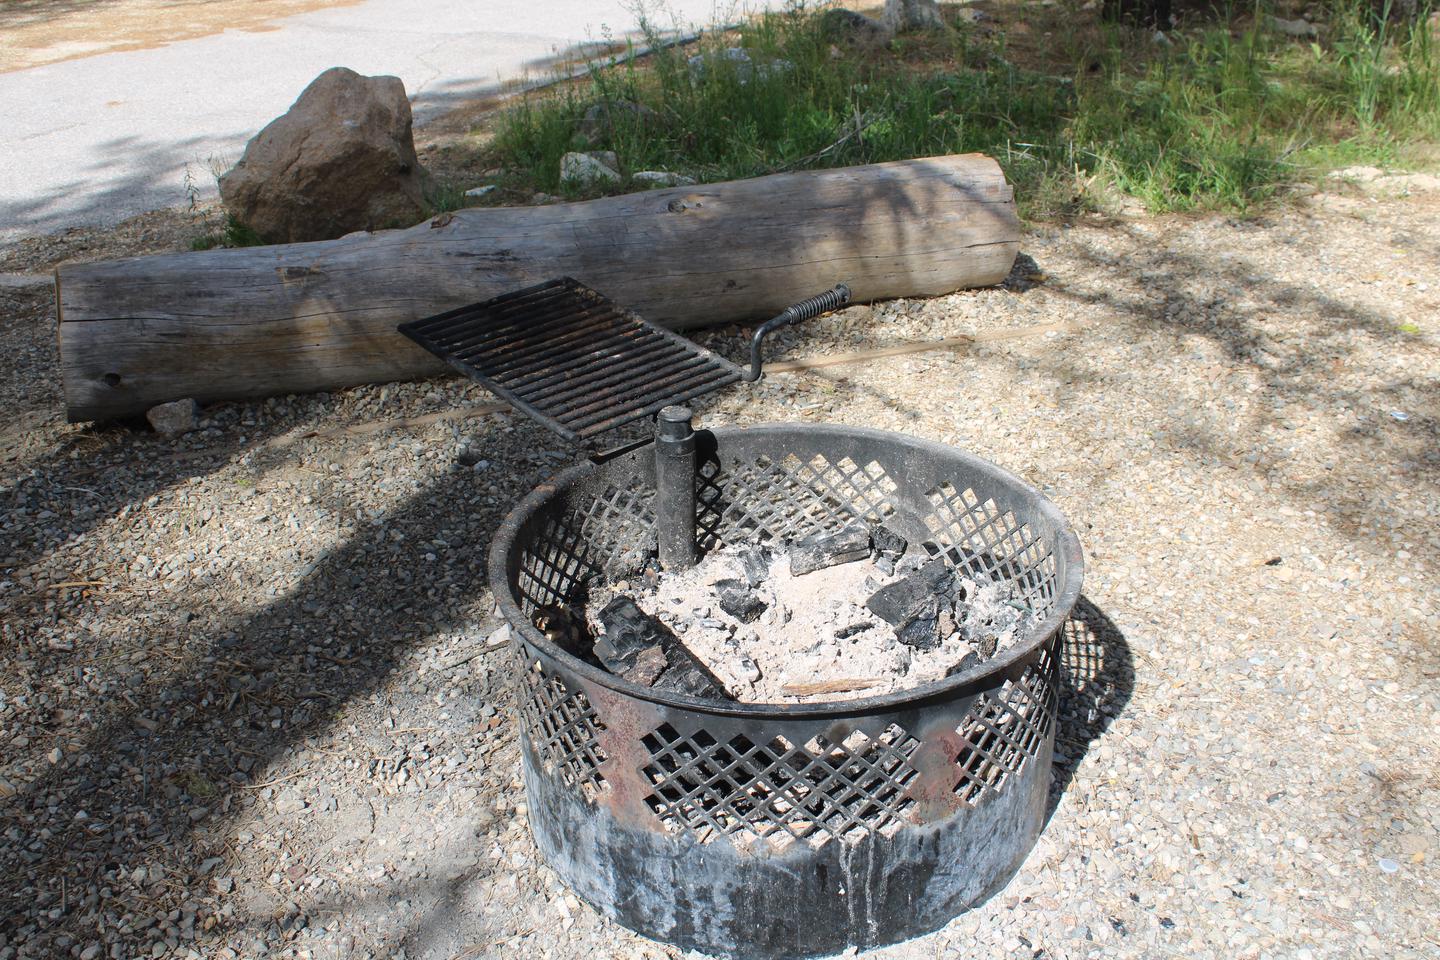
[537,522,1034,703]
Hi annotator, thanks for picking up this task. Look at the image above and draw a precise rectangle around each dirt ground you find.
[1,63,1438,960]
[0,0,364,73]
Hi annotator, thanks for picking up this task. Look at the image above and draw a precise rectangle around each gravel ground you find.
[2,173,1438,960]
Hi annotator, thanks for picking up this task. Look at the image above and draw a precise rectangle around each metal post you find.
[654,405,697,570]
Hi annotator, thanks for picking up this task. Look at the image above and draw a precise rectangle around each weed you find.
[486,0,1439,218]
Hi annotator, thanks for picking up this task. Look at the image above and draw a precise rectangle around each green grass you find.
[190,214,265,251]
[488,0,1440,218]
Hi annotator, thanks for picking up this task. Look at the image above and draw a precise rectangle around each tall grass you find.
[490,0,1440,217]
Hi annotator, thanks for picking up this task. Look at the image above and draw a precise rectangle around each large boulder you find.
[218,67,429,244]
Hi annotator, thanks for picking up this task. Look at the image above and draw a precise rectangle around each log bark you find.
[57,153,1019,422]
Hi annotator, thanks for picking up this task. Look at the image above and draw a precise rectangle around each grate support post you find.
[654,405,698,570]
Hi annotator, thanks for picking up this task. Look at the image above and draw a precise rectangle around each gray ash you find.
[578,523,1034,702]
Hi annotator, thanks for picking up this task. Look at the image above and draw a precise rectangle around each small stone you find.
[80,945,102,960]
[735,657,762,683]
[1270,15,1319,38]
[560,151,621,186]
[214,877,234,894]
[0,777,15,797]
[146,399,200,438]
[462,185,495,198]
[1378,857,1400,873]
[47,747,63,764]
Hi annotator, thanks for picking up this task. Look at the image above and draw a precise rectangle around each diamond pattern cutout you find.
[921,481,1058,615]
[513,650,609,801]
[516,484,656,615]
[640,722,920,848]
[953,646,1056,805]
[695,453,898,550]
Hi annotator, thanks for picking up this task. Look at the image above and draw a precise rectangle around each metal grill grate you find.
[398,278,744,444]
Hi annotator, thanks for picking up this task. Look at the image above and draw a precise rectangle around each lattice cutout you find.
[953,647,1056,805]
[696,453,899,549]
[641,722,920,848]
[516,484,657,615]
[575,483,657,578]
[921,481,1058,615]
[513,650,609,801]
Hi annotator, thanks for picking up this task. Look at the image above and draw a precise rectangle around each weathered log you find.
[57,154,1019,422]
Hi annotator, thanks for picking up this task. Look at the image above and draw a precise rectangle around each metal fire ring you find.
[489,424,1085,958]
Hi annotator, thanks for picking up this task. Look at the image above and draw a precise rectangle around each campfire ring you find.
[490,424,1084,958]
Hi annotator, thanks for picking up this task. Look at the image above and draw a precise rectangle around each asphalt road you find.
[0,0,762,242]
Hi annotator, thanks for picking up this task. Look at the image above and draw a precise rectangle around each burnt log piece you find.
[56,153,1021,422]
[788,523,872,576]
[593,597,730,699]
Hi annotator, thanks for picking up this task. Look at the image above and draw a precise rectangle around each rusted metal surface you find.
[491,424,1083,957]
[398,277,743,445]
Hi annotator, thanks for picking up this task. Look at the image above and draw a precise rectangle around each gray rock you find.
[883,0,945,31]
[462,185,495,198]
[560,151,621,186]
[146,399,199,438]
[688,47,794,84]
[632,170,696,188]
[819,9,896,50]
[218,67,430,243]
[1271,15,1319,37]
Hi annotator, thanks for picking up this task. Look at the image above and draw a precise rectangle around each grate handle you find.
[743,283,852,382]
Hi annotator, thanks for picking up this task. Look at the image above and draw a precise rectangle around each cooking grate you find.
[398,278,744,445]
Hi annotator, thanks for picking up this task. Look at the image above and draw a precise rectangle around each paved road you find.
[0,0,761,241]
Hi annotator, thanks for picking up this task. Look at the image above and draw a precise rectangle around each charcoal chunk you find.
[593,597,731,699]
[866,572,941,627]
[896,609,942,650]
[867,562,955,649]
[869,525,908,574]
[735,546,773,586]
[715,578,766,623]
[788,523,871,576]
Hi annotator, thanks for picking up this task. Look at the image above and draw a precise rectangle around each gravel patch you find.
[1,183,1438,959]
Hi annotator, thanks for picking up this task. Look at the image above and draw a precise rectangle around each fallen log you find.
[56,153,1019,422]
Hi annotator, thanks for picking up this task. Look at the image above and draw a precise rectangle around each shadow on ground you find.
[1050,596,1134,819]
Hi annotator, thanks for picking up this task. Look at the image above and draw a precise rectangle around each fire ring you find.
[489,424,1085,958]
